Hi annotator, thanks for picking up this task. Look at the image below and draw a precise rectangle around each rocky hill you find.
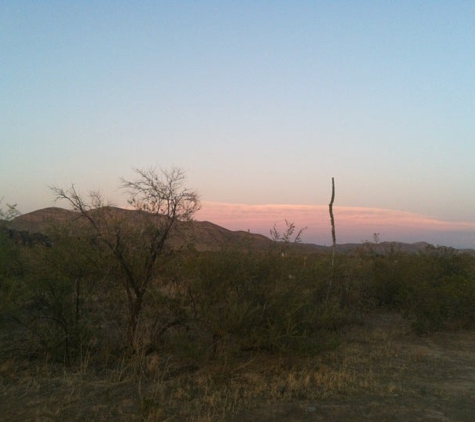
[4,207,272,251]
[4,207,472,254]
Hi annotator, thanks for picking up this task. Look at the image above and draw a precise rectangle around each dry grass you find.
[2,313,475,421]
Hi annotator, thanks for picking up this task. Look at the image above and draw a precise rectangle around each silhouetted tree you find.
[0,199,20,221]
[51,167,200,351]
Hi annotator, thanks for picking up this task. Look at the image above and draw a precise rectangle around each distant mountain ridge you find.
[4,207,474,254]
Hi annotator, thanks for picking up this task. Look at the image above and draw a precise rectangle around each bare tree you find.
[51,167,200,351]
[270,219,306,257]
[0,199,20,221]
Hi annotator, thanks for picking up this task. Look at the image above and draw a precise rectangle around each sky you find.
[1,1,475,248]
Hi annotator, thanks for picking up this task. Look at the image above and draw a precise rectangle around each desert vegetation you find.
[1,175,475,421]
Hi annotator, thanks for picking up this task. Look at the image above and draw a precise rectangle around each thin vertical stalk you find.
[329,177,336,266]
[327,177,336,301]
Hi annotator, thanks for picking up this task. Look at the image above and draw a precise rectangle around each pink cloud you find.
[196,202,475,248]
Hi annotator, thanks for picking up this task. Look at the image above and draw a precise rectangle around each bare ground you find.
[1,313,475,421]
[235,314,475,422]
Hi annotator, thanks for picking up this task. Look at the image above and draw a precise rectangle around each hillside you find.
[5,207,272,252]
[5,207,472,254]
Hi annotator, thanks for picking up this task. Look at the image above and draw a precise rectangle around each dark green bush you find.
[355,244,475,332]
[400,247,475,332]
[175,248,347,359]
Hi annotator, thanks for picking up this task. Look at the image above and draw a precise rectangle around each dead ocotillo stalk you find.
[327,177,336,301]
[329,177,336,266]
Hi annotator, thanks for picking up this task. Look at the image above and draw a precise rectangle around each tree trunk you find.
[127,294,143,352]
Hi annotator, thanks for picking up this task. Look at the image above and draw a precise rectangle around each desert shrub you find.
[399,247,475,332]
[355,245,409,310]
[5,212,475,369]
[0,228,26,318]
[347,245,475,332]
[348,244,475,332]
[177,248,345,359]
[303,250,375,326]
[2,231,107,364]
[6,226,186,363]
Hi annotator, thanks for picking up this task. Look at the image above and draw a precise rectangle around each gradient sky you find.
[1,1,475,248]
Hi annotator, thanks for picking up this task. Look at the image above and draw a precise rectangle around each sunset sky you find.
[1,2,475,248]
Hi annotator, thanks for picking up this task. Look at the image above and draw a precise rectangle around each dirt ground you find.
[236,314,475,422]
[1,314,475,421]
